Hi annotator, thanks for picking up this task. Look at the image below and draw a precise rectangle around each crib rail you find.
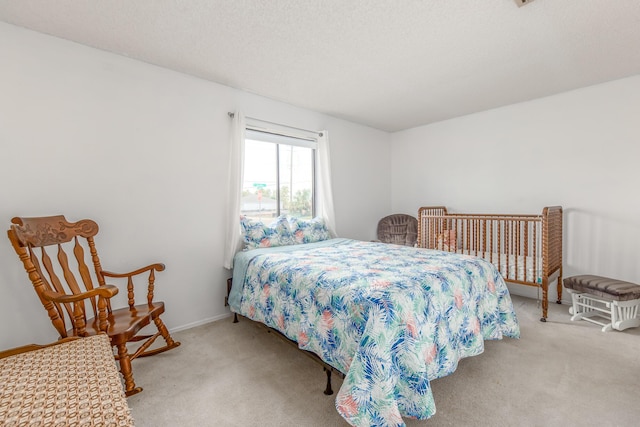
[418,206,563,321]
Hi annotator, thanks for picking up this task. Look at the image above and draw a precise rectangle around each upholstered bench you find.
[0,334,135,426]
[564,275,640,332]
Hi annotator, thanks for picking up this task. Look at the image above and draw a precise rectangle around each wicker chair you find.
[376,214,418,247]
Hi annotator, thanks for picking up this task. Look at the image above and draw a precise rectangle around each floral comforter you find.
[229,239,519,426]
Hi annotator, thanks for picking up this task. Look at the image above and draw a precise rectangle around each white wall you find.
[391,75,640,303]
[0,23,391,349]
[4,21,636,348]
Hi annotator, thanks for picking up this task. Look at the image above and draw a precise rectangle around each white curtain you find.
[223,112,246,269]
[317,131,337,237]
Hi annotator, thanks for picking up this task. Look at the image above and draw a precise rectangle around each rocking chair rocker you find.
[7,215,180,396]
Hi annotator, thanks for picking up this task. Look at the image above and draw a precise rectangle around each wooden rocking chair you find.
[7,215,180,396]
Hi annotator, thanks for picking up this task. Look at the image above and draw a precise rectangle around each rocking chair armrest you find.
[42,285,119,304]
[101,263,165,279]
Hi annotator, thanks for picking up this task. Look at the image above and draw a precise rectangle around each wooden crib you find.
[417,206,563,321]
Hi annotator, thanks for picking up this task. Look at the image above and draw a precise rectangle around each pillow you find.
[288,216,331,244]
[240,215,294,250]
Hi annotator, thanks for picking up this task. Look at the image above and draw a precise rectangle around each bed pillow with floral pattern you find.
[240,215,295,250]
[288,216,331,244]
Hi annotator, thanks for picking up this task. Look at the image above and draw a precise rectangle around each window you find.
[223,111,334,269]
[241,129,316,221]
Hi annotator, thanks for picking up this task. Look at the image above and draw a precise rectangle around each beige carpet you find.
[127,295,640,426]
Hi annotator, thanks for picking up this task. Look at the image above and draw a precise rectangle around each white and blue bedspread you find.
[230,238,519,426]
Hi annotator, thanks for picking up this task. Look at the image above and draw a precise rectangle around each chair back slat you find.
[39,246,64,294]
[33,246,74,327]
[86,236,107,287]
[73,237,99,317]
[57,241,94,326]
[74,237,95,291]
[56,243,83,296]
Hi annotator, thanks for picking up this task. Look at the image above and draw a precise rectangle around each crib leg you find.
[540,281,549,322]
[233,313,238,323]
[556,275,563,304]
[323,367,333,395]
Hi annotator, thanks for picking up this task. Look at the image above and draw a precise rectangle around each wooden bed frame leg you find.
[323,368,333,395]
[227,279,239,323]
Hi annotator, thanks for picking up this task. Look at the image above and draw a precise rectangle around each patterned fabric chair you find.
[376,214,418,247]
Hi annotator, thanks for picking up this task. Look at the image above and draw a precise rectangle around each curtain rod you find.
[228,112,323,137]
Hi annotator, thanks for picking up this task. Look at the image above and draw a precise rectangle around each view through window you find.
[242,130,315,221]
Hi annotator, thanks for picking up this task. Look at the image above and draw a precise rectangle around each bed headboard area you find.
[417,205,563,321]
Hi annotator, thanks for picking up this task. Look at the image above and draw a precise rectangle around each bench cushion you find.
[564,275,640,301]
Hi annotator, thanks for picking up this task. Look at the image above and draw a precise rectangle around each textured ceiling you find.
[1,0,639,131]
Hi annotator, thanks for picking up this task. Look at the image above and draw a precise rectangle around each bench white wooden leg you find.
[567,289,640,332]
[611,299,640,331]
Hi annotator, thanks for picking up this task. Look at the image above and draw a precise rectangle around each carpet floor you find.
[127,295,640,426]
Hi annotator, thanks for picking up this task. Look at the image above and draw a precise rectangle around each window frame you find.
[242,126,318,220]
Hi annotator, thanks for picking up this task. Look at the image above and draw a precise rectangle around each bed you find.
[229,216,520,427]
[417,206,563,321]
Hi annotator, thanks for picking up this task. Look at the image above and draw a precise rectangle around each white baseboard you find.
[169,311,233,334]
[506,282,570,305]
